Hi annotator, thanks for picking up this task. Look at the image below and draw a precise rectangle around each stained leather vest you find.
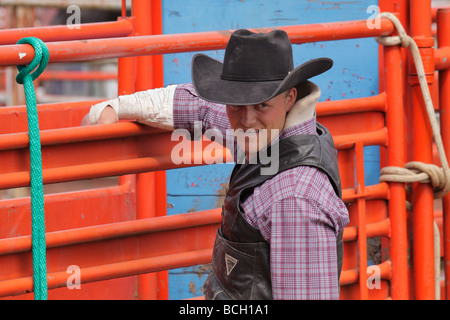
[202,122,343,300]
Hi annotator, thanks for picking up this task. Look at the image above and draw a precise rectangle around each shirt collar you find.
[280,113,317,140]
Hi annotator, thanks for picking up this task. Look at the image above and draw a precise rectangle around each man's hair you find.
[294,82,311,102]
[282,83,312,103]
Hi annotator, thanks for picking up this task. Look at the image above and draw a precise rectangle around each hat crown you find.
[221,29,294,82]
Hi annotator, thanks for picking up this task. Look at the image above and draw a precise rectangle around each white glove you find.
[89,84,177,130]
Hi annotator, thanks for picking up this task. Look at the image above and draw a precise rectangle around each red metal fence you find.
[0,0,449,300]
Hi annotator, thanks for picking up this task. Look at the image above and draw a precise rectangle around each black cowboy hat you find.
[191,29,333,106]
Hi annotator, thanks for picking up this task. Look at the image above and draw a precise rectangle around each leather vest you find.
[202,122,343,300]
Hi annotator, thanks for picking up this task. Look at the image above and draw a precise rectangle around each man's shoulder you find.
[175,82,195,92]
[174,83,201,99]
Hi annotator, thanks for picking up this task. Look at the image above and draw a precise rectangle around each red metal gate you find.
[0,0,449,300]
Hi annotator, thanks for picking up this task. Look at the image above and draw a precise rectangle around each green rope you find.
[15,37,49,300]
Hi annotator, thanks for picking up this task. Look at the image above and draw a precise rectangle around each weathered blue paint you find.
[162,0,380,299]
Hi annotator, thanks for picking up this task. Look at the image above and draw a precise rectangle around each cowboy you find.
[83,29,349,300]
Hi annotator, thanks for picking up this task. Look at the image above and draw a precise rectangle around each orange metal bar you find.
[316,93,386,116]
[432,5,450,20]
[122,0,127,18]
[39,71,117,81]
[0,208,221,256]
[150,0,167,219]
[435,46,450,70]
[0,182,136,238]
[134,0,154,90]
[0,100,102,134]
[145,4,166,207]
[340,269,359,286]
[0,19,395,67]
[334,128,387,150]
[0,209,220,298]
[0,93,385,134]
[133,0,155,300]
[132,0,167,300]
[383,37,409,299]
[343,219,391,242]
[151,0,171,300]
[0,121,164,151]
[340,261,392,286]
[437,8,450,300]
[116,15,137,200]
[2,188,131,235]
[0,19,133,45]
[151,0,164,89]
[343,183,389,202]
[0,127,382,191]
[116,10,140,298]
[0,249,213,298]
[410,0,436,300]
[355,142,369,299]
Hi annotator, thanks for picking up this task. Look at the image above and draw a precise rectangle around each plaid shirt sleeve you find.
[173,83,349,300]
[173,83,229,133]
[241,166,349,300]
[173,83,242,161]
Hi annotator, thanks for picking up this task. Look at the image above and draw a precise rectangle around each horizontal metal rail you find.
[0,183,390,256]
[39,71,117,81]
[0,182,135,238]
[0,249,214,297]
[344,218,391,241]
[0,92,386,133]
[0,100,104,134]
[0,19,133,45]
[435,46,450,70]
[0,208,222,256]
[0,92,387,190]
[0,208,221,297]
[340,260,392,286]
[0,19,395,66]
[317,93,386,115]
[0,128,386,190]
[0,198,391,297]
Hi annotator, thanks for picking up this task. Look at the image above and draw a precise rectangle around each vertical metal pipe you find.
[133,0,158,300]
[379,0,411,299]
[117,17,137,197]
[151,0,164,89]
[410,0,436,300]
[355,142,368,299]
[117,14,140,297]
[151,0,169,300]
[437,8,450,300]
[122,0,127,18]
[383,41,409,299]
[134,0,154,89]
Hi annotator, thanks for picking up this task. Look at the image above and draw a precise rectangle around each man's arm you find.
[242,167,348,300]
[84,85,177,130]
[83,83,237,158]
[269,195,341,300]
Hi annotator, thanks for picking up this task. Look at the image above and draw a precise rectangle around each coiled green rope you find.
[15,37,49,300]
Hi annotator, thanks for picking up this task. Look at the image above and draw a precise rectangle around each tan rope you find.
[375,12,450,198]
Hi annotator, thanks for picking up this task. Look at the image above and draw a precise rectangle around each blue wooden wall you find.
[162,0,380,299]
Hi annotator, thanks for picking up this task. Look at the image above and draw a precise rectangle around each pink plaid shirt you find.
[173,83,349,300]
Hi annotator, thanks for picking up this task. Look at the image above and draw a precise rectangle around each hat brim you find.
[191,53,332,105]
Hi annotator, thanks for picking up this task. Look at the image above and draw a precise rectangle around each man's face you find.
[226,88,297,158]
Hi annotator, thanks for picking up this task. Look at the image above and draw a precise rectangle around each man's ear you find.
[285,87,297,112]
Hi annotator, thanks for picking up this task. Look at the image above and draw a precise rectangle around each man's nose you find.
[241,105,257,127]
